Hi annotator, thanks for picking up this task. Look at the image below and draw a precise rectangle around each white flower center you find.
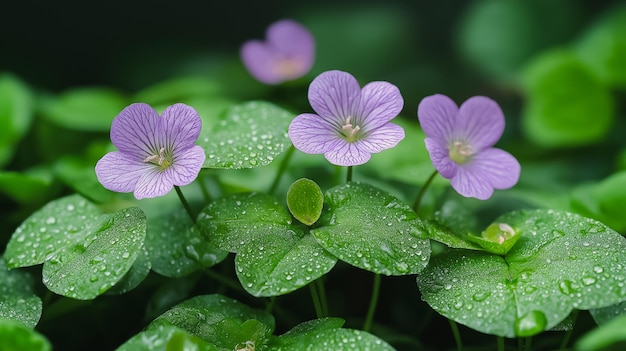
[341,116,361,142]
[448,141,473,164]
[144,147,172,170]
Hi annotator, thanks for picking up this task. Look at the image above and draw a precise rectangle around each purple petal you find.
[324,140,372,166]
[158,103,202,152]
[266,19,315,63]
[134,168,174,200]
[95,151,151,193]
[308,70,361,122]
[241,41,287,85]
[424,137,458,179]
[168,145,206,186]
[417,94,459,144]
[356,122,405,153]
[358,81,404,131]
[288,113,343,154]
[110,103,160,159]
[458,96,504,150]
[450,148,520,200]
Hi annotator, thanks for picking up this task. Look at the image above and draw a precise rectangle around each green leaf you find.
[590,300,626,325]
[575,314,626,351]
[521,50,614,147]
[0,170,54,205]
[0,257,42,328]
[199,101,293,169]
[149,294,274,349]
[116,325,218,351]
[39,87,128,131]
[53,155,112,203]
[198,193,336,296]
[287,178,324,226]
[133,76,221,105]
[105,245,151,295]
[41,207,147,299]
[5,194,102,268]
[312,182,430,275]
[145,207,227,278]
[0,73,34,167]
[272,318,395,351]
[418,209,626,337]
[575,5,626,87]
[570,171,626,232]
[0,319,51,351]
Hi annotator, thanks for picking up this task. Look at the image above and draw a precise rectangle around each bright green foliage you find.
[0,73,33,168]
[0,257,42,328]
[570,171,626,233]
[418,209,626,337]
[0,319,51,351]
[116,325,218,351]
[575,5,626,87]
[286,178,324,226]
[39,87,129,131]
[148,294,275,350]
[199,101,293,169]
[198,192,337,296]
[575,314,626,351]
[521,50,614,147]
[4,194,148,299]
[312,182,431,275]
[0,170,53,205]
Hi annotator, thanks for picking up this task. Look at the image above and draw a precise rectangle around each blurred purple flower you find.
[241,19,315,85]
[418,94,520,200]
[288,70,405,166]
[95,103,206,200]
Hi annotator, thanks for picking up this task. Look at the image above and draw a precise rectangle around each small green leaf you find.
[42,207,147,300]
[106,245,151,295]
[0,170,54,205]
[521,50,614,147]
[0,73,33,167]
[116,325,218,351]
[575,314,626,351]
[199,101,293,169]
[0,257,42,328]
[312,182,431,275]
[5,194,102,268]
[0,319,51,351]
[465,222,521,255]
[570,171,626,233]
[418,209,626,337]
[149,294,274,349]
[39,87,128,131]
[287,178,324,226]
[198,193,336,296]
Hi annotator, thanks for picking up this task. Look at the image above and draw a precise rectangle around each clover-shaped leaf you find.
[312,182,431,275]
[199,101,293,169]
[149,294,274,350]
[197,192,336,296]
[0,256,42,328]
[418,209,626,337]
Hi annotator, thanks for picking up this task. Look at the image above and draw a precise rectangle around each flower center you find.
[144,147,172,170]
[448,141,473,164]
[341,116,361,142]
[273,57,302,79]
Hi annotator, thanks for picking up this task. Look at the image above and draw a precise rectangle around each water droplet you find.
[558,280,579,295]
[581,277,596,286]
[472,291,491,302]
[514,310,547,337]
[593,266,604,274]
[444,284,452,290]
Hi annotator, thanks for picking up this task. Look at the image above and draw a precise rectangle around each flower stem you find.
[269,145,295,195]
[448,319,463,351]
[412,170,438,213]
[497,336,505,351]
[316,278,328,316]
[558,310,578,350]
[363,273,381,332]
[309,280,324,318]
[197,172,212,203]
[174,185,196,224]
[346,166,353,182]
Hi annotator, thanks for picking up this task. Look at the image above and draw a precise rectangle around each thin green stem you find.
[315,278,328,316]
[448,319,463,351]
[269,145,295,194]
[346,166,353,182]
[265,296,276,314]
[412,170,439,213]
[363,273,381,332]
[309,281,324,318]
[497,336,505,351]
[559,310,579,350]
[175,185,196,223]
[519,337,532,351]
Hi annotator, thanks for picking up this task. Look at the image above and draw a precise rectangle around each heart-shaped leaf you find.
[418,209,626,337]
[312,182,431,275]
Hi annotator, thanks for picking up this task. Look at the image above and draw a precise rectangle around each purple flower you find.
[241,19,315,85]
[418,94,520,200]
[95,103,206,200]
[288,70,405,166]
